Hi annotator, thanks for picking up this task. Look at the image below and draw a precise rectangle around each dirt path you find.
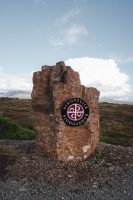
[0,140,133,200]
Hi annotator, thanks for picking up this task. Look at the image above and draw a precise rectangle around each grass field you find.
[0,98,133,146]
[100,103,133,146]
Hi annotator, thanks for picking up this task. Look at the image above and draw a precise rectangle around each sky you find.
[0,0,133,101]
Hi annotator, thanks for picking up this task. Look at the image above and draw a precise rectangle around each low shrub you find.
[0,115,35,140]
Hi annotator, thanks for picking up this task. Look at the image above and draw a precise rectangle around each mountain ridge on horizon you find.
[0,90,31,99]
[0,90,133,105]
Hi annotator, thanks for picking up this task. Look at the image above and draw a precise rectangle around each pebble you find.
[0,141,133,200]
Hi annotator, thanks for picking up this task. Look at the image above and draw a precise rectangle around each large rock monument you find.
[32,61,100,162]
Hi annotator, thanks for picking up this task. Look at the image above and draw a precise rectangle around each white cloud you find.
[56,10,80,25]
[0,69,32,92]
[34,0,46,5]
[65,57,132,100]
[0,58,132,101]
[50,24,88,49]
[65,24,88,44]
[50,40,65,49]
[34,0,39,3]
[51,9,87,48]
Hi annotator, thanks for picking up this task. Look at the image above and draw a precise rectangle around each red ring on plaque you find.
[67,104,84,121]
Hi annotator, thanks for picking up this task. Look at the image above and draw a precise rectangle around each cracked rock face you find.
[31,61,100,162]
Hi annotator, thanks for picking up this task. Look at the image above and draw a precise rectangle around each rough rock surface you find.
[32,61,100,161]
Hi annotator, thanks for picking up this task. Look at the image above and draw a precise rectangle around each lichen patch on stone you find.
[67,155,74,160]
[84,154,88,159]
[82,144,91,153]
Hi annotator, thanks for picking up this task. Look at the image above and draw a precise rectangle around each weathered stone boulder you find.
[32,61,100,162]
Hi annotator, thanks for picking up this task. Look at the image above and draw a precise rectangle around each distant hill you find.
[0,90,133,105]
[100,98,133,105]
[0,90,31,99]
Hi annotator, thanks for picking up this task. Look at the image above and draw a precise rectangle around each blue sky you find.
[0,0,133,100]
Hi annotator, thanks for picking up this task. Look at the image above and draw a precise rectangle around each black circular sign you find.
[61,98,89,126]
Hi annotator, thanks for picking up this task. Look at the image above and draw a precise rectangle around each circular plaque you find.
[61,98,89,126]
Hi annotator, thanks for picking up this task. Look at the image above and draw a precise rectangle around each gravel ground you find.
[0,140,133,200]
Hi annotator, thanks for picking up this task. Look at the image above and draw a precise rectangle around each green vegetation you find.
[0,115,35,140]
[100,103,133,147]
[100,128,133,146]
[0,98,34,130]
[0,98,133,146]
